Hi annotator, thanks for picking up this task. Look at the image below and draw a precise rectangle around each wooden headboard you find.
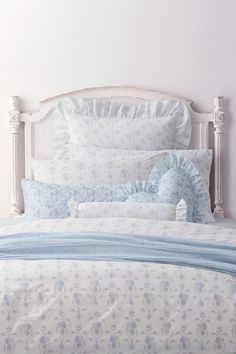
[8,86,225,218]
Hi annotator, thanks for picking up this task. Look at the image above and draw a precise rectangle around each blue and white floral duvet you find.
[0,218,235,354]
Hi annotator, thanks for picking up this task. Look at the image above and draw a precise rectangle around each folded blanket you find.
[0,231,235,276]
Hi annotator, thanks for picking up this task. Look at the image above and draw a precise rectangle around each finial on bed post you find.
[9,96,22,217]
[213,96,224,218]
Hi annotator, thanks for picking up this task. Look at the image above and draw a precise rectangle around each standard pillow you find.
[32,150,212,188]
[54,97,192,154]
[21,179,126,221]
[67,200,187,222]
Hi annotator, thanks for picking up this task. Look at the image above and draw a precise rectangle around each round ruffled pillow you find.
[148,154,214,223]
[114,153,214,224]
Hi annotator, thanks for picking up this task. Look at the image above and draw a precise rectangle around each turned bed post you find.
[9,96,22,216]
[213,96,224,218]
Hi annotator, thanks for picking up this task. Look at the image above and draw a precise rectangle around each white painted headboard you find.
[8,86,225,218]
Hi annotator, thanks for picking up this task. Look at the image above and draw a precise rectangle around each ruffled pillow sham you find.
[150,154,214,223]
[54,97,192,154]
[67,200,187,222]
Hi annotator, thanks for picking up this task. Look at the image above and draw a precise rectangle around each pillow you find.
[54,97,192,154]
[32,153,169,186]
[24,154,213,223]
[32,150,212,188]
[21,179,126,221]
[115,154,214,223]
[149,154,214,223]
[67,200,187,222]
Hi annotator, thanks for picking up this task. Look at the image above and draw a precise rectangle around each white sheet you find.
[0,219,235,354]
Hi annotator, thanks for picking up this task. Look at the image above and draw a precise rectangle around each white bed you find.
[9,86,224,218]
[1,86,234,354]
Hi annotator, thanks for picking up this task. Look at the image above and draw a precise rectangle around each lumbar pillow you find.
[67,200,187,222]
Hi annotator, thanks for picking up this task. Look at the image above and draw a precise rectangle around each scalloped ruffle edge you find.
[55,97,192,151]
[149,154,214,223]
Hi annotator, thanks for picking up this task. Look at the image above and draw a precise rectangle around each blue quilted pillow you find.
[22,179,124,221]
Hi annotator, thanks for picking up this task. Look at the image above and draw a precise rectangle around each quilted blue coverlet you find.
[0,231,235,276]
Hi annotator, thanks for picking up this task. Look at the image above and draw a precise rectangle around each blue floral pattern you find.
[22,179,125,221]
[23,153,213,223]
[149,154,214,223]
[0,218,235,354]
[115,154,213,223]
[54,97,192,155]
[33,150,212,190]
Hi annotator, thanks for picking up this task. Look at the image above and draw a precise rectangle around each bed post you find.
[213,96,224,218]
[9,96,22,216]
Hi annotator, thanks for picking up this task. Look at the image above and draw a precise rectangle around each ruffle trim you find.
[114,181,157,202]
[149,154,214,223]
[55,97,192,151]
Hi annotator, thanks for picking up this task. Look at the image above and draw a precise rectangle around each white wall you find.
[0,0,236,217]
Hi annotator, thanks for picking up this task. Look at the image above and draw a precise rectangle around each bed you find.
[2,86,234,354]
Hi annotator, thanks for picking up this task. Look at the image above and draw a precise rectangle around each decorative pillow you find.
[25,153,213,223]
[115,154,214,223]
[54,97,192,154]
[67,200,187,222]
[32,150,212,189]
[32,154,169,186]
[21,179,125,221]
[149,154,214,223]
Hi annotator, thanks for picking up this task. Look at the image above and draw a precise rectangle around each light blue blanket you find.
[0,231,235,276]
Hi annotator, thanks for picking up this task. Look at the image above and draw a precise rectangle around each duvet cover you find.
[0,218,235,354]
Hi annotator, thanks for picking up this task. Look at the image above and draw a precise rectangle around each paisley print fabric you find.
[0,219,235,354]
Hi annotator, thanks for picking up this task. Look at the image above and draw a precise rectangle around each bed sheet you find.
[0,218,235,354]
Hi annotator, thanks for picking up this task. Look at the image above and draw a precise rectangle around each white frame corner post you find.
[213,96,224,218]
[9,96,22,216]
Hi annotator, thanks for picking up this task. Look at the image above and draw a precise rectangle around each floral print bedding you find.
[0,218,235,354]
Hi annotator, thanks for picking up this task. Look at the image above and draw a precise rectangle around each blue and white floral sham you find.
[54,97,192,155]
[32,149,212,189]
[55,146,212,187]
[32,154,162,186]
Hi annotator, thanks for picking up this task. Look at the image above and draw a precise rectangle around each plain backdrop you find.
[0,0,235,217]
